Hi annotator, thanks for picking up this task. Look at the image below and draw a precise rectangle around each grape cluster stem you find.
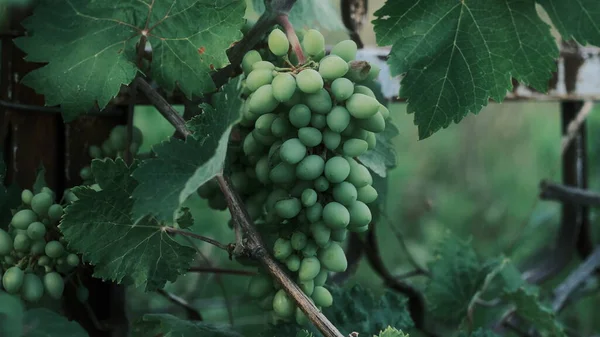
[135,76,345,337]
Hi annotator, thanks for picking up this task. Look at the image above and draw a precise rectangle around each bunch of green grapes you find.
[199,28,385,324]
[0,186,81,303]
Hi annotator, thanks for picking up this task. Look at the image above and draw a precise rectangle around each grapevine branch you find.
[188,266,256,276]
[136,76,344,337]
[156,288,203,321]
[540,180,600,207]
[552,246,600,312]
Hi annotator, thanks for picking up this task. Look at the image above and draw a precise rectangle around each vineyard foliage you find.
[0,0,599,337]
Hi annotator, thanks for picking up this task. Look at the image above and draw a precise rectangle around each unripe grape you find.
[37,256,51,266]
[255,157,270,185]
[14,234,31,252]
[310,222,331,247]
[275,198,302,219]
[296,69,323,94]
[27,222,46,241]
[296,155,325,181]
[310,114,327,129]
[302,240,319,257]
[318,242,347,272]
[132,126,143,146]
[248,273,272,298]
[318,55,349,81]
[280,138,306,165]
[2,266,24,294]
[291,231,308,250]
[345,60,371,82]
[45,241,65,259]
[30,240,45,255]
[109,125,128,151]
[327,106,351,133]
[290,180,313,198]
[331,40,358,62]
[289,104,311,128]
[266,189,288,210]
[43,272,64,299]
[21,189,34,205]
[305,89,332,114]
[31,192,53,217]
[298,279,314,296]
[333,182,358,206]
[331,77,354,101]
[268,29,290,56]
[295,307,309,326]
[272,73,297,102]
[47,204,64,223]
[306,203,323,223]
[299,256,321,281]
[357,184,378,204]
[331,228,347,242]
[341,120,356,137]
[66,254,80,267]
[243,133,262,156]
[286,254,301,272]
[0,229,13,255]
[347,158,372,188]
[346,93,380,119]
[254,130,277,147]
[249,85,279,115]
[11,209,38,230]
[366,131,376,150]
[252,61,275,71]
[353,85,376,98]
[273,289,295,318]
[21,273,44,303]
[273,238,293,261]
[378,104,390,119]
[313,176,330,192]
[322,202,350,229]
[301,189,317,207]
[348,201,372,229]
[242,50,262,74]
[258,294,275,311]
[324,156,350,184]
[255,113,277,136]
[271,116,292,138]
[314,269,328,286]
[302,29,325,56]
[357,110,385,133]
[367,62,381,80]
[298,127,322,147]
[284,90,303,107]
[246,69,274,92]
[312,286,333,307]
[342,138,369,157]
[323,129,342,150]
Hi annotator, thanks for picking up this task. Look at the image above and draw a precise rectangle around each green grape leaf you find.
[324,285,414,335]
[537,0,600,46]
[132,314,242,337]
[426,231,497,324]
[0,292,24,337]
[32,164,46,194]
[503,287,566,337]
[175,207,194,229]
[60,158,196,291]
[373,0,558,139]
[252,0,345,31]
[457,328,501,337]
[359,119,399,178]
[14,0,245,121]
[131,79,243,223]
[375,326,409,337]
[23,309,88,337]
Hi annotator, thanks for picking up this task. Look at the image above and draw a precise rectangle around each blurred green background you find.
[127,101,600,336]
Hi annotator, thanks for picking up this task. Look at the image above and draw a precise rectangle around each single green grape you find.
[345,93,380,119]
[280,138,307,165]
[242,50,262,75]
[246,69,274,92]
[342,138,369,157]
[247,273,273,298]
[357,184,378,204]
[109,125,128,151]
[298,256,321,281]
[296,69,323,94]
[291,231,308,250]
[324,156,350,184]
[255,113,277,136]
[331,77,354,101]
[66,253,80,267]
[273,289,295,318]
[298,278,314,296]
[21,189,34,205]
[301,189,317,207]
[0,228,13,255]
[252,61,275,71]
[302,29,325,56]
[298,127,322,147]
[43,272,65,300]
[268,28,290,56]
[21,273,44,303]
[88,145,103,159]
[288,104,311,128]
[310,221,331,248]
[346,158,373,188]
[286,254,301,272]
[13,233,31,252]
[365,131,376,150]
[45,241,65,259]
[318,55,349,80]
[47,204,64,223]
[248,85,279,115]
[353,85,376,98]
[274,198,302,219]
[348,201,372,230]
[273,238,293,261]
[11,209,38,230]
[313,176,330,192]
[326,106,351,133]
[312,286,333,307]
[331,40,358,62]
[304,88,332,114]
[272,73,297,102]
[296,155,325,181]
[322,202,350,229]
[305,202,323,223]
[323,128,342,150]
[314,269,328,286]
[270,116,292,138]
[31,192,53,217]
[310,114,327,129]
[357,110,385,133]
[2,266,24,294]
[332,181,358,206]
[30,240,46,255]
[317,242,348,272]
[26,222,46,241]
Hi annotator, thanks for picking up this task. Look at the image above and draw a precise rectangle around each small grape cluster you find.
[0,187,80,303]
[79,124,143,185]
[199,28,385,324]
